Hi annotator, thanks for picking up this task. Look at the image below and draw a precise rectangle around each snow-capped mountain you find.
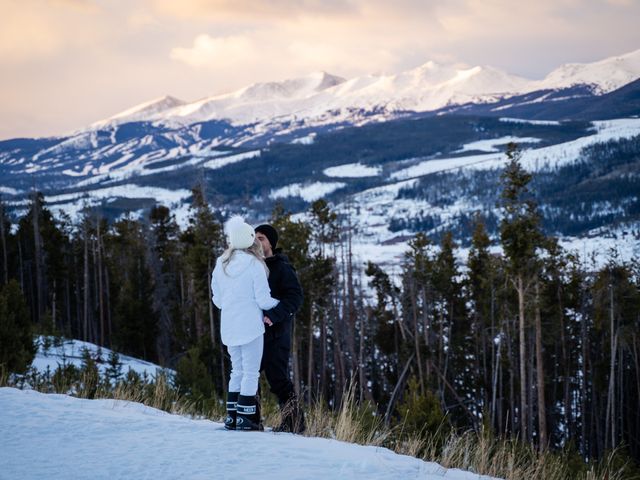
[92,95,187,127]
[530,48,640,94]
[93,49,640,128]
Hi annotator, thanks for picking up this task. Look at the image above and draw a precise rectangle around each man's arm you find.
[265,263,303,324]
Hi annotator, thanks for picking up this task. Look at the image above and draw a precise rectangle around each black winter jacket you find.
[263,250,303,342]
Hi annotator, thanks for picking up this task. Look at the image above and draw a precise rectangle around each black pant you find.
[260,334,295,405]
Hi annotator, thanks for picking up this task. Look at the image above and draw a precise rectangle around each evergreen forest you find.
[1,145,639,473]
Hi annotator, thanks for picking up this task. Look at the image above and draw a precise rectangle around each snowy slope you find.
[31,336,171,380]
[0,387,500,480]
[531,48,640,94]
[93,95,187,127]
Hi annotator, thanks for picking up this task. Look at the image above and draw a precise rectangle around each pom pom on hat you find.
[225,215,255,249]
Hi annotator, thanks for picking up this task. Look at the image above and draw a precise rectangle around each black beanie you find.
[255,224,278,250]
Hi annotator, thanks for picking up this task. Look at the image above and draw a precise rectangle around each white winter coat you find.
[211,251,279,347]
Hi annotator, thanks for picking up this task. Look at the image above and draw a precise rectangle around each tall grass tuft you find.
[305,380,388,446]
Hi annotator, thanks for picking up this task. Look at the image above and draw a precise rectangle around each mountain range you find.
[2,48,640,266]
[92,48,640,128]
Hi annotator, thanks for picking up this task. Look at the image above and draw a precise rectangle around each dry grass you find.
[304,381,389,447]
[298,390,635,480]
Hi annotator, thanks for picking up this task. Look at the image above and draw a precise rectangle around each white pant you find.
[227,334,264,396]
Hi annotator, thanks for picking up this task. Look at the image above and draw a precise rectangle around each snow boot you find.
[225,391,239,430]
[236,395,263,431]
[273,395,306,434]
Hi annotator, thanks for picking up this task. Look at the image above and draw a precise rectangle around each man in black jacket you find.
[255,224,305,433]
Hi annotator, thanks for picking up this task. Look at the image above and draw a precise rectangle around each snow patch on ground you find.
[453,136,542,153]
[499,117,561,126]
[391,153,501,180]
[0,186,20,195]
[0,387,502,480]
[291,133,316,145]
[203,150,260,170]
[324,163,382,178]
[391,118,640,180]
[31,336,171,380]
[270,182,346,202]
[46,184,191,205]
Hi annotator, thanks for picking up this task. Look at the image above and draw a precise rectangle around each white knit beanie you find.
[225,215,255,250]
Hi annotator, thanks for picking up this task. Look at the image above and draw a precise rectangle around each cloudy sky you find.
[1,0,639,139]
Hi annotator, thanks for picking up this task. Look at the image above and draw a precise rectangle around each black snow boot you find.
[236,395,263,431]
[225,391,239,430]
[273,395,306,434]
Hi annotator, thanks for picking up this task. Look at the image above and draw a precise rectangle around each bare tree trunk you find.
[517,274,528,440]
[307,305,314,397]
[320,310,327,401]
[83,221,90,342]
[33,193,43,324]
[346,221,358,381]
[292,319,301,399]
[105,263,112,346]
[605,282,617,450]
[97,219,105,346]
[384,353,415,423]
[65,278,71,334]
[410,281,425,394]
[534,281,547,450]
[18,235,25,291]
[421,287,431,381]
[331,286,345,407]
[559,285,571,443]
[580,281,589,457]
[492,331,501,431]
[52,279,57,330]
[0,201,8,284]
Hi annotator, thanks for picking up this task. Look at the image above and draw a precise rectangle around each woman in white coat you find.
[211,216,279,431]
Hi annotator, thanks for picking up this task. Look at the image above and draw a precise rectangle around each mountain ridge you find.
[91,49,640,129]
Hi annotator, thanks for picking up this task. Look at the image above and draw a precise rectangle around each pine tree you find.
[180,184,225,391]
[0,198,10,285]
[147,205,182,365]
[108,217,157,361]
[499,143,545,444]
[0,280,36,374]
[467,218,495,424]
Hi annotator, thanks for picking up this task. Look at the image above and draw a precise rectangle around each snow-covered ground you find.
[0,387,500,480]
[392,118,640,181]
[452,136,541,153]
[31,336,171,380]
[270,181,347,202]
[324,162,382,178]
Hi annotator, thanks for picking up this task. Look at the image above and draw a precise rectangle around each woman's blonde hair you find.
[221,237,269,275]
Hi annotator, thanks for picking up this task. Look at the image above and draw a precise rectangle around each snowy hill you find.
[31,336,171,380]
[0,387,500,480]
[531,48,640,94]
[92,95,187,127]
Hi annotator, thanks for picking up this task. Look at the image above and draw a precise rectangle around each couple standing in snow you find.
[211,217,305,433]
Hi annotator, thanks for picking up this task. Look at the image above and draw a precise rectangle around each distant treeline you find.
[1,145,639,468]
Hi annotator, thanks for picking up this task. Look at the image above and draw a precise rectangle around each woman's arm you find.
[211,263,222,309]
[252,261,279,310]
